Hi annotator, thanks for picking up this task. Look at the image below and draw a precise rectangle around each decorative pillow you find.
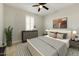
[53,32,58,38]
[48,32,57,38]
[57,33,64,39]
[63,33,67,39]
[66,32,72,39]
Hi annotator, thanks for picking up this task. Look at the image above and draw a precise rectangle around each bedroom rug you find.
[6,43,31,56]
[67,48,79,56]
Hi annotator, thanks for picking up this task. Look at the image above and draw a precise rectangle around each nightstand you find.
[0,46,6,56]
[69,40,79,49]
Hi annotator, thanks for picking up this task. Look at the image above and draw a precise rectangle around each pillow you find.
[57,33,64,39]
[48,32,57,38]
[57,33,67,39]
[63,33,67,39]
[67,32,72,39]
[53,32,58,38]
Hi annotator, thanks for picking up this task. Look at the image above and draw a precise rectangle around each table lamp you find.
[72,30,77,40]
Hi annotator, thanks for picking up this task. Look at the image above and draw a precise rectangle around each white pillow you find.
[48,32,57,38]
[57,33,64,39]
[67,33,72,39]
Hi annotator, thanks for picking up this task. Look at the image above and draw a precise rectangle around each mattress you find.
[27,36,68,56]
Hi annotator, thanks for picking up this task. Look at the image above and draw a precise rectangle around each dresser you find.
[22,30,38,42]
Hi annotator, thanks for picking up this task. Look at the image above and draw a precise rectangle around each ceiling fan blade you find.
[39,3,46,5]
[32,5,39,7]
[43,6,49,10]
[38,8,40,12]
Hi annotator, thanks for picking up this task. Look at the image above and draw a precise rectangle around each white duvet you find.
[27,36,68,56]
[46,35,70,48]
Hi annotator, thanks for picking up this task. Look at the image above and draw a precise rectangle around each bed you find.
[27,36,69,56]
[46,35,70,48]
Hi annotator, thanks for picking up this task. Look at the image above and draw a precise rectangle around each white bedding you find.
[27,36,68,56]
[46,35,70,48]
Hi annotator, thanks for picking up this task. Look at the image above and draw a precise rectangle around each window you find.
[25,15,34,30]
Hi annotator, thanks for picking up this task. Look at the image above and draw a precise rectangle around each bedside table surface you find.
[69,40,79,48]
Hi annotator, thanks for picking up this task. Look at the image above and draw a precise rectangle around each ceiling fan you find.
[32,3,49,12]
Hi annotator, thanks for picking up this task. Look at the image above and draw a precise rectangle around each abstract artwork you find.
[53,17,67,28]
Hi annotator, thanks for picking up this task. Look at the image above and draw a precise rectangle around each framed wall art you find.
[53,17,67,28]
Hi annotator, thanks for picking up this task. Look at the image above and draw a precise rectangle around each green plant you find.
[4,26,13,46]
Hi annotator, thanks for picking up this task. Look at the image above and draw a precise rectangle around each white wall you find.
[4,5,44,44]
[44,5,79,33]
[0,4,4,46]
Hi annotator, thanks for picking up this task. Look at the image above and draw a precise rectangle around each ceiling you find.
[5,3,74,16]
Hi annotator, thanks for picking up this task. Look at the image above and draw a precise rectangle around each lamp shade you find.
[73,31,77,34]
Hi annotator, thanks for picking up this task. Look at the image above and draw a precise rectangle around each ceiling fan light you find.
[39,5,43,8]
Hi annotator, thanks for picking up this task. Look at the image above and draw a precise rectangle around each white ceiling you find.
[5,3,74,16]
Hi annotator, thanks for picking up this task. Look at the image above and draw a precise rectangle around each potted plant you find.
[4,26,13,47]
